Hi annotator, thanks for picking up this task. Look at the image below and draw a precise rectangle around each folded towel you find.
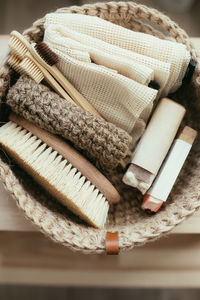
[44,22,170,94]
[40,43,158,140]
[45,13,190,94]
[6,75,132,171]
[44,25,154,85]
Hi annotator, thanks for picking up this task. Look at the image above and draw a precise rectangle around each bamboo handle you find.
[26,53,75,105]
[51,65,101,117]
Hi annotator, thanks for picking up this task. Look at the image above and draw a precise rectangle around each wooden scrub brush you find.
[0,113,120,228]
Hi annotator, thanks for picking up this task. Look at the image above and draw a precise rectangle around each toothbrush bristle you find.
[18,57,44,83]
[35,42,59,66]
[9,35,27,59]
[0,121,109,228]
[8,55,21,72]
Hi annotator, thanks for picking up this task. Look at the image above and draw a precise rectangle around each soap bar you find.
[131,97,186,175]
[123,97,186,194]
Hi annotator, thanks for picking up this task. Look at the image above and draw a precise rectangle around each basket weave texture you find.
[0,1,200,254]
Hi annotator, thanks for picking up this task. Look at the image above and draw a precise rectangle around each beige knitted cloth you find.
[45,12,190,94]
[6,75,132,171]
[0,2,199,254]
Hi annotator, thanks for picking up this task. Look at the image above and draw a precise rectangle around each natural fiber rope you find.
[0,1,200,253]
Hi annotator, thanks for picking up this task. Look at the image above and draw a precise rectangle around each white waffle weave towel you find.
[44,21,171,94]
[44,25,154,85]
[42,39,158,142]
[45,13,190,94]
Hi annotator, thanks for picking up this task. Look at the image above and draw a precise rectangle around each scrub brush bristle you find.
[0,120,110,228]
[0,114,121,227]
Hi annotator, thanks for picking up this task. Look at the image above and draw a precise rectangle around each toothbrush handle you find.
[30,44,101,117]
[51,65,101,117]
[27,53,76,105]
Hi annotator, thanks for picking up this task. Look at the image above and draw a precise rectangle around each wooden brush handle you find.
[9,113,120,204]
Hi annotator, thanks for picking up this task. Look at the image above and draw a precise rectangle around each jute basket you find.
[0,1,200,254]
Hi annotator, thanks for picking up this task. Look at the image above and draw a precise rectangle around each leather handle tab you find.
[106,231,119,255]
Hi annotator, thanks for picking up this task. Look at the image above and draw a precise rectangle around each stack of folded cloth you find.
[43,13,191,147]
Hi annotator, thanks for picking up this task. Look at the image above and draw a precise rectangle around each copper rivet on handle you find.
[106,231,119,255]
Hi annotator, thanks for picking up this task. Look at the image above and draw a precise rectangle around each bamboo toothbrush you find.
[0,113,121,228]
[8,52,75,103]
[7,55,22,74]
[8,32,76,104]
[9,31,100,117]
[32,42,100,116]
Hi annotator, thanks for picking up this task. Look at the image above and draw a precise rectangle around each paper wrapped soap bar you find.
[123,98,186,194]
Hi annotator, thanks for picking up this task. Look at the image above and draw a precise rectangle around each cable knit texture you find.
[6,75,131,171]
[0,2,200,254]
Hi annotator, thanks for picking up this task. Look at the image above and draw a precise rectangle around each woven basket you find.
[0,1,200,254]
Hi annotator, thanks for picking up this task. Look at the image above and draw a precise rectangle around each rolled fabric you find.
[44,22,170,94]
[41,40,158,141]
[6,75,132,171]
[44,24,154,85]
[45,13,190,94]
